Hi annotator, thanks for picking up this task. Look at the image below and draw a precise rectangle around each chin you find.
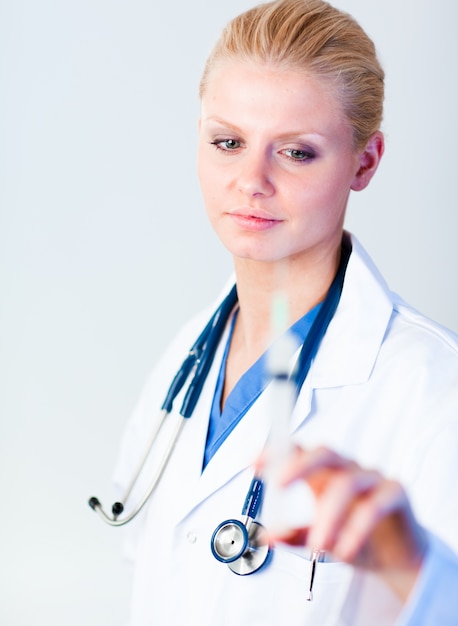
[233,249,288,265]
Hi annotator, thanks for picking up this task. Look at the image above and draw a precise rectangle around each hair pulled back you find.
[199,0,384,149]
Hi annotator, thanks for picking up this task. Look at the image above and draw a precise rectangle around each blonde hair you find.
[199,0,384,149]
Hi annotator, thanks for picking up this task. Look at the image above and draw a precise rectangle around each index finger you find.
[280,445,357,492]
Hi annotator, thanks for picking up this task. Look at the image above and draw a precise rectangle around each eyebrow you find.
[202,117,244,134]
[202,116,327,142]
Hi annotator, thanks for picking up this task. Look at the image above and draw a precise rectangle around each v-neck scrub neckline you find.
[203,303,322,469]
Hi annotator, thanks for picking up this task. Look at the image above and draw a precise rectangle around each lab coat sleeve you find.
[394,364,458,625]
[396,532,458,626]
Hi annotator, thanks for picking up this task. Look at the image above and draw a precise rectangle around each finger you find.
[322,479,428,600]
[330,480,425,568]
[280,445,354,491]
[271,527,309,547]
[307,467,383,551]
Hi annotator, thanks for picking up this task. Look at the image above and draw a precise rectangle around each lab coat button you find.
[187,531,197,544]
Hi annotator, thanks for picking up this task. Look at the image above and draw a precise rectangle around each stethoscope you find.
[89,238,351,575]
[211,477,271,575]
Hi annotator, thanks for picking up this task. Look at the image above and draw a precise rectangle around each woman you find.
[113,1,458,624]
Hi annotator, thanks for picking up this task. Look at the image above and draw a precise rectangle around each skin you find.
[198,60,426,601]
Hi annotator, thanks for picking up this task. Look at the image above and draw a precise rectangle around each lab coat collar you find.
[291,234,394,429]
[310,234,393,386]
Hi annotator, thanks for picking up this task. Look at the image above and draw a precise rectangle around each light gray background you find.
[0,1,457,624]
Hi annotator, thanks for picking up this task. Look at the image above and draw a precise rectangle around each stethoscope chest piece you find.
[211,519,248,563]
[211,519,270,575]
[228,521,271,576]
[210,477,271,576]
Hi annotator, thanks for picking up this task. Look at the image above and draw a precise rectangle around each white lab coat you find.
[114,234,458,626]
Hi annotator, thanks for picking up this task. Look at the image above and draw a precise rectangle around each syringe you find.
[261,291,315,537]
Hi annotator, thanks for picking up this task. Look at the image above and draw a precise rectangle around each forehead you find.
[200,60,349,138]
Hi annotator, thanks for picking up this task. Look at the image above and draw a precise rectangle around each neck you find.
[220,242,342,408]
[232,244,342,354]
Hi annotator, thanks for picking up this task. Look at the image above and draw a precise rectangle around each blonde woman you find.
[111,1,458,624]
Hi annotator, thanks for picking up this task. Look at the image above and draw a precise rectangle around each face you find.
[198,61,380,269]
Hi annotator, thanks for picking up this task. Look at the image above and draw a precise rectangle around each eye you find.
[283,148,316,162]
[210,138,242,152]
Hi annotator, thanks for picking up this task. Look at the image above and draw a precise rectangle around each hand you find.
[260,445,428,601]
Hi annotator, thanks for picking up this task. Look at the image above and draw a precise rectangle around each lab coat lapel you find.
[173,372,315,525]
[290,235,393,432]
[171,386,274,525]
[198,388,273,494]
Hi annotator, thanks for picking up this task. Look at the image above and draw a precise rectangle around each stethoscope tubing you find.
[89,414,186,526]
[179,285,238,418]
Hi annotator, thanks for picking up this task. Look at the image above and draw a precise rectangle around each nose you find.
[237,149,274,197]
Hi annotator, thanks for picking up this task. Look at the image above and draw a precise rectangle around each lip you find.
[228,209,283,232]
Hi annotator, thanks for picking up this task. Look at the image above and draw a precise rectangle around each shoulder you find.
[347,232,458,361]
[113,276,236,484]
[375,296,458,416]
[353,249,458,416]
[133,275,237,413]
[325,234,458,395]
[160,275,237,372]
[389,294,458,363]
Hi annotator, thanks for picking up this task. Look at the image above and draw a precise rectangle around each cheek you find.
[199,175,218,207]
[198,167,221,219]
[311,163,355,209]
[196,148,206,189]
[286,179,349,231]
[200,169,228,213]
[197,151,218,196]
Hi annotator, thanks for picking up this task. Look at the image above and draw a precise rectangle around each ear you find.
[351,131,384,192]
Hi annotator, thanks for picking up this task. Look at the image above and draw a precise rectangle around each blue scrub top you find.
[203,303,322,469]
